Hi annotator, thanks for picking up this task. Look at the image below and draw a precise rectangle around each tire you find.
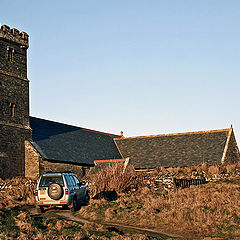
[62,205,68,210]
[70,197,78,212]
[37,206,45,213]
[48,183,63,200]
[83,191,90,206]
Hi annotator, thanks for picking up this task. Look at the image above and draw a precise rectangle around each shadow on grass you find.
[93,190,118,201]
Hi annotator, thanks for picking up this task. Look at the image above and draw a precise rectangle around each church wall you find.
[0,25,28,79]
[39,159,85,180]
[25,141,40,179]
[0,25,31,180]
[0,125,31,179]
[0,73,30,126]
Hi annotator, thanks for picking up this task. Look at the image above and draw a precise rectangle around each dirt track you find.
[29,207,182,239]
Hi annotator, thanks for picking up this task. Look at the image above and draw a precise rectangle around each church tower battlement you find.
[0,25,29,47]
[0,24,29,80]
[0,24,32,179]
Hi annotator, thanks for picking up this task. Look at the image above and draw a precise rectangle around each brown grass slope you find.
[79,163,240,240]
[0,162,239,239]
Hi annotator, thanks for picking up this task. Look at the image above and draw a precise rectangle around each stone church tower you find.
[0,25,32,179]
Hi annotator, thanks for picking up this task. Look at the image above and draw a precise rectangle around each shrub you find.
[90,164,142,196]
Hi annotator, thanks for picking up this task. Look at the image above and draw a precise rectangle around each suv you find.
[35,172,89,213]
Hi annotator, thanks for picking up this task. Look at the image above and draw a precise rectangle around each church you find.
[0,24,239,179]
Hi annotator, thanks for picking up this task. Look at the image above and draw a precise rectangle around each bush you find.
[90,164,142,196]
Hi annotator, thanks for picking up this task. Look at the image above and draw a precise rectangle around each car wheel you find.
[62,205,68,210]
[70,197,78,212]
[83,191,90,206]
[37,206,45,213]
[48,183,63,200]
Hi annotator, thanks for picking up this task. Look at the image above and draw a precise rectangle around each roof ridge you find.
[114,128,230,140]
[30,116,121,137]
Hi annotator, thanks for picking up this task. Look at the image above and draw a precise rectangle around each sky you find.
[1,1,240,142]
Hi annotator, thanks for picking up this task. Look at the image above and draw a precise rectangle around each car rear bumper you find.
[35,197,72,207]
[36,200,71,207]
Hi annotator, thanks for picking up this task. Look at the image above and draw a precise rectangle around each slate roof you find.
[114,129,231,169]
[30,117,122,166]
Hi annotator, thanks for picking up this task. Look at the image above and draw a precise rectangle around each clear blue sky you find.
[1,1,240,142]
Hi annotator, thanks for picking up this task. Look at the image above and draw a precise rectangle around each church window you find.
[7,47,14,62]
[9,103,16,118]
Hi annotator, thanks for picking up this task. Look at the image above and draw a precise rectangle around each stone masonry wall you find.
[39,159,84,179]
[0,25,31,180]
[25,141,40,179]
[0,25,28,79]
[0,74,30,126]
[0,125,31,179]
[224,131,240,164]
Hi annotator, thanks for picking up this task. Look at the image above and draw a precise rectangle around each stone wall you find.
[0,25,28,79]
[25,141,40,179]
[0,25,31,180]
[0,125,31,179]
[39,159,85,179]
[0,74,30,126]
[138,163,240,192]
[224,131,240,164]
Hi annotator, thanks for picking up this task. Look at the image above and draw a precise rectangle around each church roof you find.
[30,117,122,166]
[114,128,231,169]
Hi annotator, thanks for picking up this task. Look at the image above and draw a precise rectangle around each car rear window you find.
[39,176,64,187]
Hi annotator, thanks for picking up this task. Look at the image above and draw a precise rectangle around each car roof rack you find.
[43,171,73,174]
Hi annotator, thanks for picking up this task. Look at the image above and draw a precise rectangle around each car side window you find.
[73,176,80,185]
[70,175,76,186]
[64,175,71,187]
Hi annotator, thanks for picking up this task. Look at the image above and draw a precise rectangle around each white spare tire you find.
[48,183,63,200]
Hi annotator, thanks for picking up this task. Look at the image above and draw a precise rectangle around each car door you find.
[73,175,85,201]
[70,175,81,201]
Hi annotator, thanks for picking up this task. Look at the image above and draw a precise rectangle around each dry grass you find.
[0,163,240,239]
[79,179,240,238]
[0,175,156,239]
[0,177,36,209]
[0,208,151,240]
[79,163,240,239]
[141,181,240,232]
[89,163,143,196]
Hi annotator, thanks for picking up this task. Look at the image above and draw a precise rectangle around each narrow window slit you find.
[7,47,14,62]
[9,103,16,117]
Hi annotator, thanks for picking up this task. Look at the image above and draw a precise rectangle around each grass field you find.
[0,163,239,239]
[77,177,240,239]
[78,163,240,240]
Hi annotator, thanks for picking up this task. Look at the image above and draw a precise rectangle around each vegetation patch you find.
[0,208,19,237]
[0,163,239,239]
[79,163,240,239]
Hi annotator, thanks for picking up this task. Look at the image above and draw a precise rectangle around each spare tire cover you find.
[48,183,63,200]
